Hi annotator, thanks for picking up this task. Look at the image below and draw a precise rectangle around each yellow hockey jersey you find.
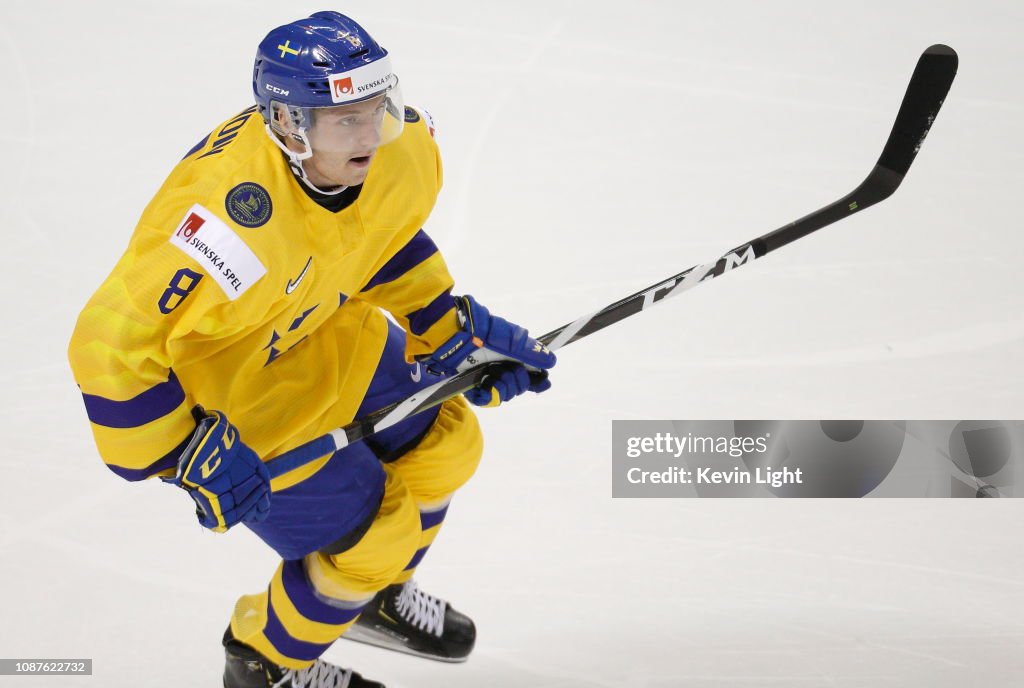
[68,106,460,482]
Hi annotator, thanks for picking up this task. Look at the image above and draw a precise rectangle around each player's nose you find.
[357,120,382,150]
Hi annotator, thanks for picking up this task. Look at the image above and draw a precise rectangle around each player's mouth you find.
[348,153,374,168]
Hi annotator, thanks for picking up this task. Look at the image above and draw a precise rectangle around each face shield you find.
[268,79,404,157]
[265,58,404,192]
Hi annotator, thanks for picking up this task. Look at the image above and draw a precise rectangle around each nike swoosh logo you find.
[286,257,312,294]
[410,362,422,382]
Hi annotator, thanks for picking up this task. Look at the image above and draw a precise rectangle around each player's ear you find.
[270,101,299,137]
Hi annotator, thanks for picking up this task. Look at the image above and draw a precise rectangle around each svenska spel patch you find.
[169,204,266,300]
[328,57,394,104]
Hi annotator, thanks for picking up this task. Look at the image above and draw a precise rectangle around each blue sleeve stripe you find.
[182,131,211,159]
[81,371,186,429]
[419,504,449,531]
[405,291,455,336]
[264,594,335,662]
[104,433,190,482]
[280,560,365,626]
[361,230,438,292]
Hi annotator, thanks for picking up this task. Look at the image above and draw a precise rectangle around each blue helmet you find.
[252,11,404,190]
[254,11,395,113]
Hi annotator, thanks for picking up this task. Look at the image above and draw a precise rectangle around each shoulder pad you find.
[404,105,436,139]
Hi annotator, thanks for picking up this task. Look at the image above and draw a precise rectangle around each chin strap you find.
[264,124,348,196]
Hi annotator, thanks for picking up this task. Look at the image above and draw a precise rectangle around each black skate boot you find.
[344,580,476,662]
[223,627,385,688]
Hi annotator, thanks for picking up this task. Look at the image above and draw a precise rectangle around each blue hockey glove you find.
[422,295,556,406]
[464,363,553,408]
[164,406,271,533]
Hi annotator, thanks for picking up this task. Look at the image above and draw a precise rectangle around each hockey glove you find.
[164,406,271,533]
[422,295,556,406]
[464,362,552,408]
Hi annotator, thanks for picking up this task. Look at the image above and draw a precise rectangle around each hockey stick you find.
[265,44,958,479]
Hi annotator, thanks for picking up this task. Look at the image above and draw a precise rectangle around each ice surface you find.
[1,1,1022,686]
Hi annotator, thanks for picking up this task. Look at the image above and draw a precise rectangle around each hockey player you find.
[67,11,555,688]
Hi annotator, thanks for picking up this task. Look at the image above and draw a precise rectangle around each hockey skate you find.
[344,580,476,662]
[223,628,385,688]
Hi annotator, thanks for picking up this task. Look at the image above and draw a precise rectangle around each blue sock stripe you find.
[264,597,334,662]
[403,545,430,571]
[279,560,365,626]
[419,504,449,531]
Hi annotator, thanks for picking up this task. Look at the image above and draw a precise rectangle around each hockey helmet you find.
[253,11,404,187]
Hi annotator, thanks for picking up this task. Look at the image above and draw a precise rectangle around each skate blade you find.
[342,625,469,664]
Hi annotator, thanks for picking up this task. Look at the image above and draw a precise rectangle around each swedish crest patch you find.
[225,182,273,228]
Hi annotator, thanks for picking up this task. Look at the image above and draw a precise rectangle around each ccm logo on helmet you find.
[265,84,290,96]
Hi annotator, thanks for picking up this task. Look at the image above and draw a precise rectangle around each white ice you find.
[1,1,1022,686]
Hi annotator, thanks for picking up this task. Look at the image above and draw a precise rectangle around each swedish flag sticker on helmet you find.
[225,182,273,228]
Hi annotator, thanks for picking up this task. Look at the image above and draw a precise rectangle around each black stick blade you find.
[876,44,958,178]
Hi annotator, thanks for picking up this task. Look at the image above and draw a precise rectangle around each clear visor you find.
[269,79,404,156]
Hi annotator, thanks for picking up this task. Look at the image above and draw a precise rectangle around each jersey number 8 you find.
[159,268,204,314]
